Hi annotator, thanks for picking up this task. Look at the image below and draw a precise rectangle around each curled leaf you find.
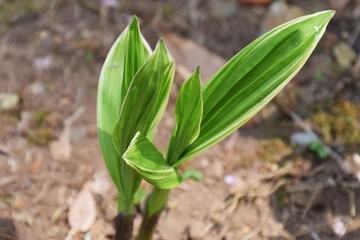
[123,132,182,189]
[112,39,175,198]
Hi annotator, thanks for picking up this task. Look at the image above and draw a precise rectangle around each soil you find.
[1,0,360,239]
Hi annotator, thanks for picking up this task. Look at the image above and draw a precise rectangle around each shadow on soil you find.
[241,109,360,240]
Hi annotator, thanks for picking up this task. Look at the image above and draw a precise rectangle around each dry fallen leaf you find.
[30,156,44,173]
[50,106,85,161]
[50,125,72,161]
[162,32,226,82]
[88,170,112,196]
[65,184,97,240]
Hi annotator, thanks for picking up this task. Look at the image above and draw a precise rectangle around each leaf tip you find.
[130,15,140,30]
[322,10,336,18]
[315,10,336,26]
[195,66,200,75]
[154,38,174,63]
[320,10,335,23]
[157,38,166,50]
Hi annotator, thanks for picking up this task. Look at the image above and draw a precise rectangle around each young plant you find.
[97,11,334,240]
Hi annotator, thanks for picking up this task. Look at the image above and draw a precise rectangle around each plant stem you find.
[136,211,161,240]
[137,188,170,240]
[114,212,134,240]
[114,195,136,240]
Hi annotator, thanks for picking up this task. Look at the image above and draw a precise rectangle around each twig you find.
[64,105,86,126]
[286,182,330,193]
[188,0,199,40]
[74,86,85,107]
[310,231,322,240]
[241,225,262,240]
[295,222,329,238]
[77,0,100,15]
[279,108,347,174]
[31,181,51,205]
[335,173,358,217]
[0,232,17,240]
[241,206,270,240]
[302,164,326,178]
[64,228,77,240]
[344,188,356,217]
[301,189,319,220]
[0,144,11,155]
[0,175,18,187]
[349,23,360,46]
[198,193,243,237]
[340,181,360,188]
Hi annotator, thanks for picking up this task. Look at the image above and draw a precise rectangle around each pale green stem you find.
[137,188,170,240]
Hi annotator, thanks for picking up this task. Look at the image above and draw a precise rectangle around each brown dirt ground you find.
[1,0,360,239]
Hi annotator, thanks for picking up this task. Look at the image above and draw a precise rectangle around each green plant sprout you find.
[97,11,334,240]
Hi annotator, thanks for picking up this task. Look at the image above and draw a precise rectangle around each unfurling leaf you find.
[97,16,151,192]
[179,10,335,163]
[123,132,182,189]
[167,68,202,166]
[112,39,175,198]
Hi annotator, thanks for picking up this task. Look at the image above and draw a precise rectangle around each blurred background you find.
[0,0,359,239]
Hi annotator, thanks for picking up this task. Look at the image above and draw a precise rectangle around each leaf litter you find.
[65,183,97,240]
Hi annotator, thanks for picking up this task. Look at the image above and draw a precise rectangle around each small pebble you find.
[332,218,346,237]
[333,41,357,68]
[101,0,118,8]
[33,56,53,72]
[290,131,317,146]
[29,82,46,95]
[224,175,236,187]
[0,93,20,111]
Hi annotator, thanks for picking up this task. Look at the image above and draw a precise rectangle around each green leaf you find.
[166,68,202,166]
[97,16,151,192]
[113,39,175,197]
[182,168,204,181]
[309,140,329,159]
[178,10,335,164]
[123,132,183,189]
[134,189,147,205]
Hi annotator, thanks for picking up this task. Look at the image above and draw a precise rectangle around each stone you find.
[290,131,317,146]
[224,174,237,187]
[33,56,53,72]
[260,0,305,33]
[29,81,46,95]
[333,41,357,68]
[331,218,346,237]
[0,93,20,111]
